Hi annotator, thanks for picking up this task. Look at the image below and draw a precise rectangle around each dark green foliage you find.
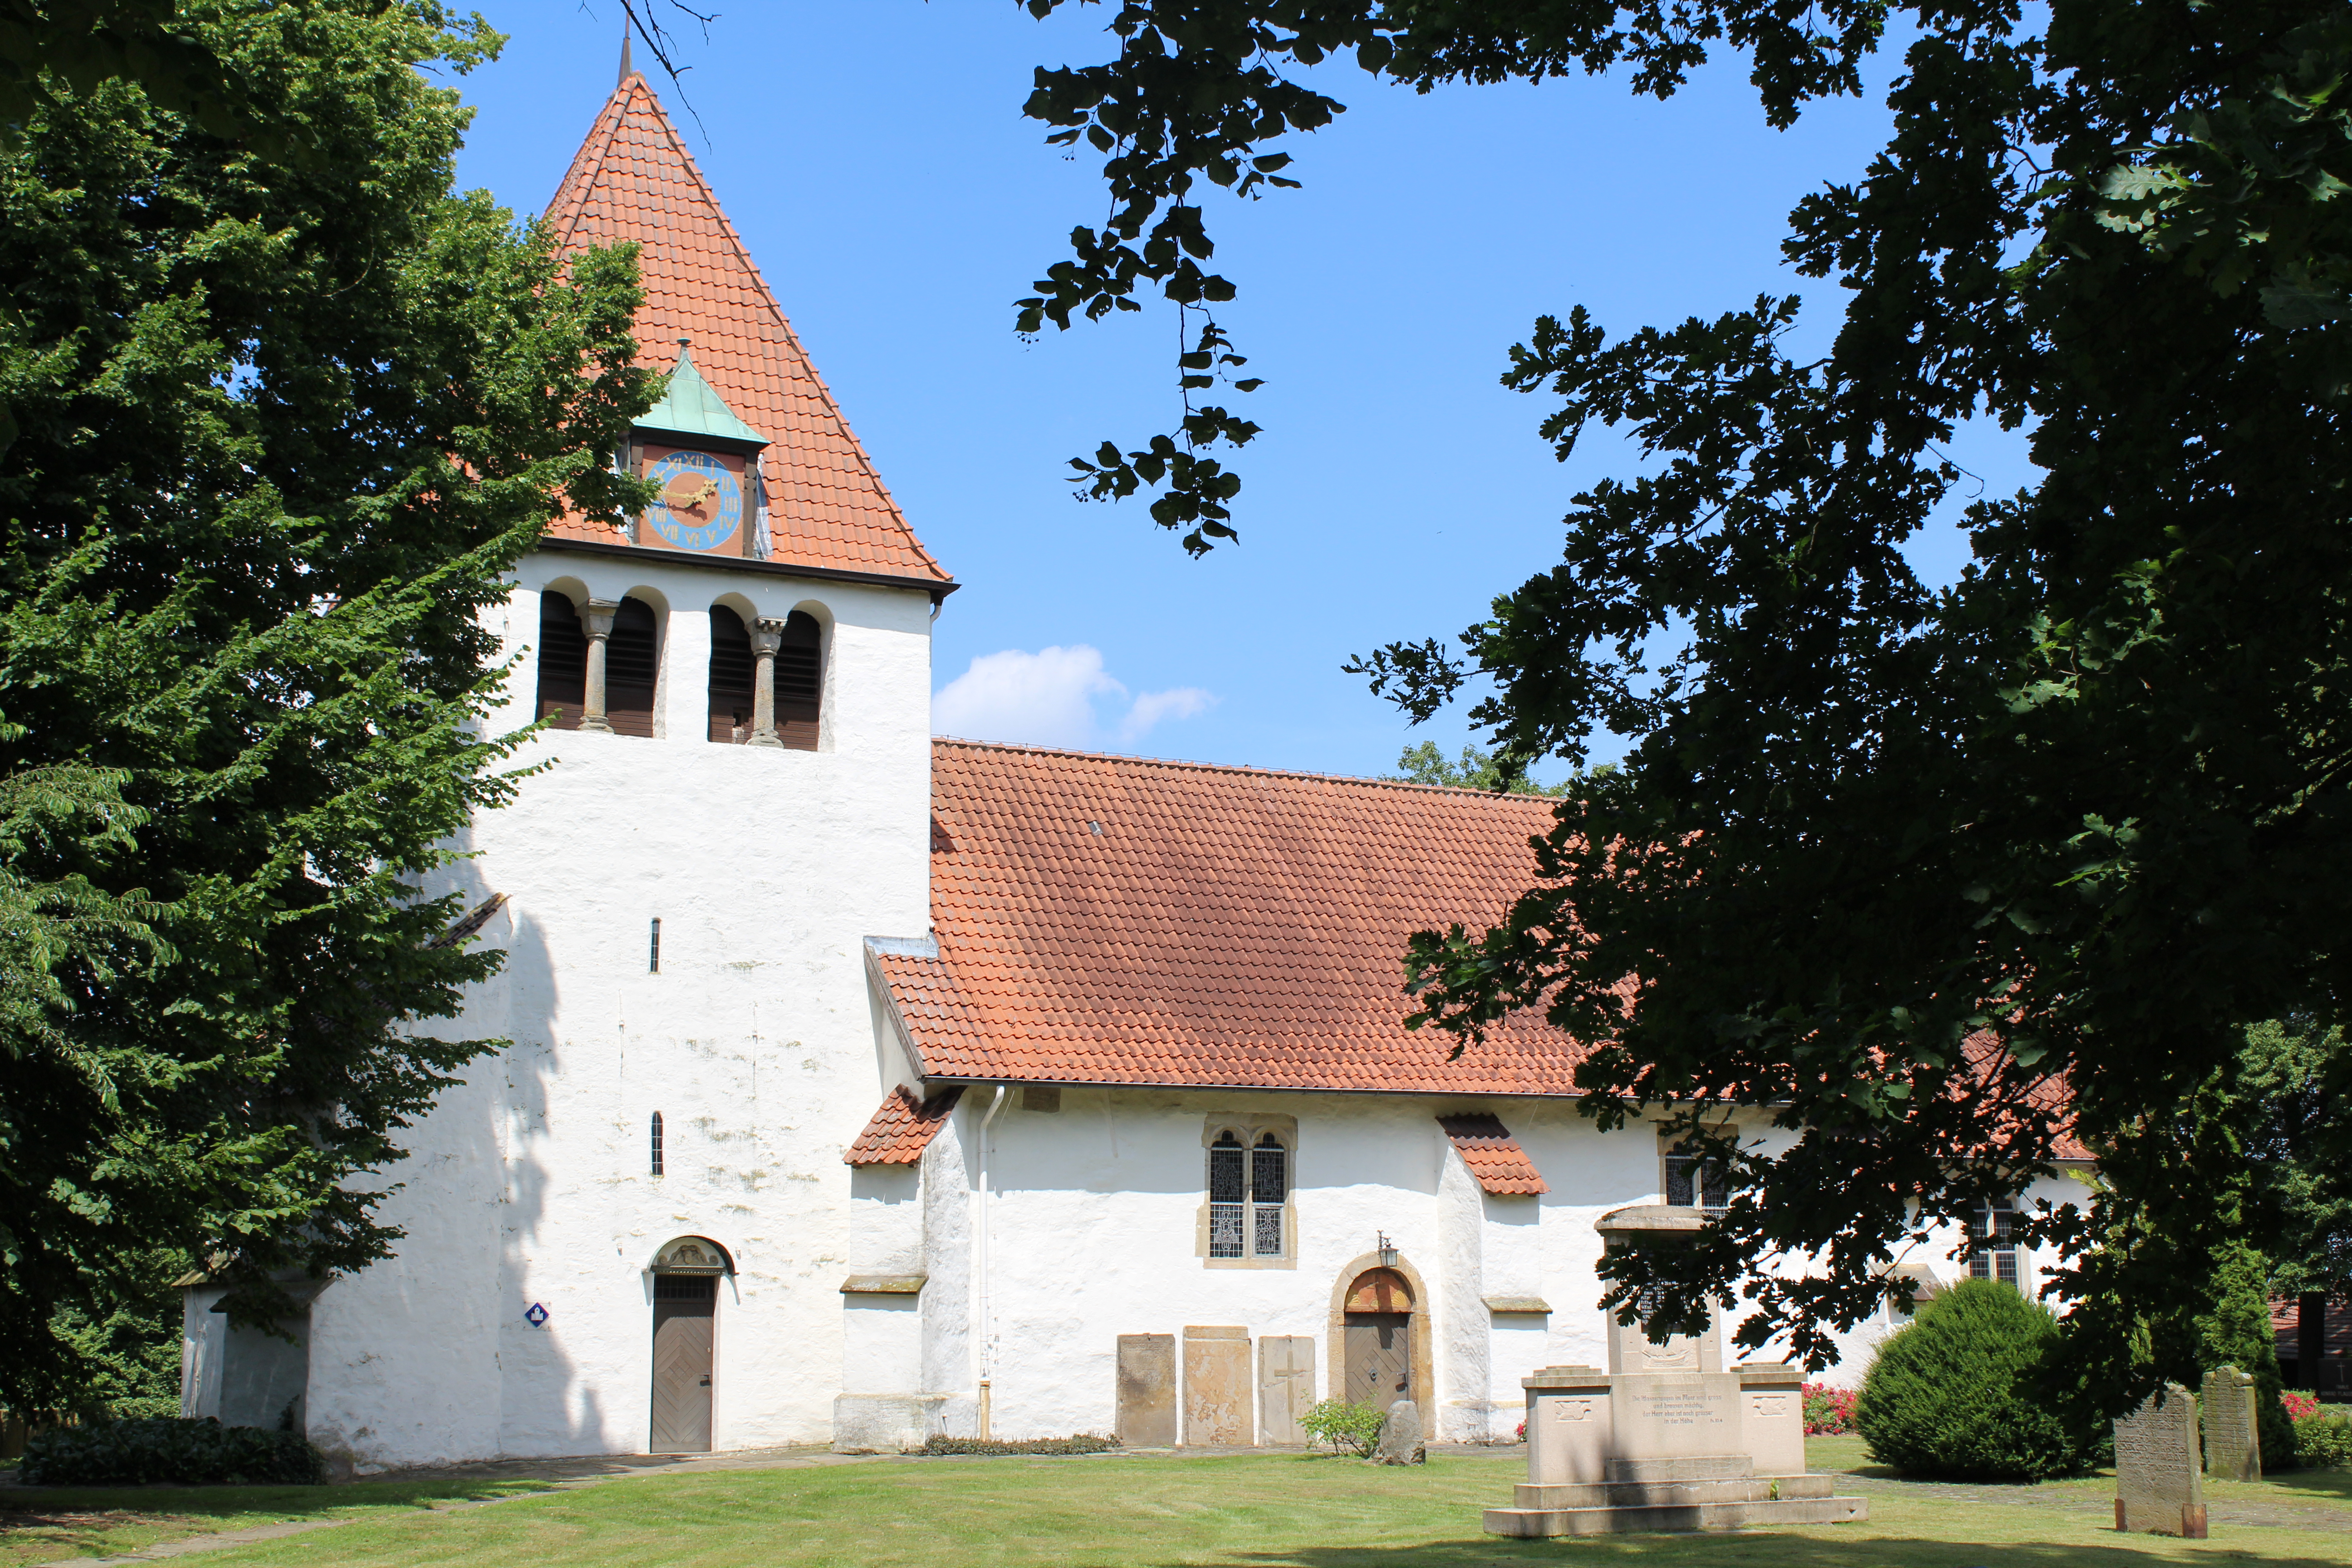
[2195,1242,2298,1472]
[0,0,656,1407]
[1856,1280,2096,1480]
[918,1433,1119,1456]
[2294,1408,2352,1469]
[20,1416,324,1485]
[1023,3,2352,1409]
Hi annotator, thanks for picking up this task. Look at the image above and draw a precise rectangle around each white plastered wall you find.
[299,548,935,1470]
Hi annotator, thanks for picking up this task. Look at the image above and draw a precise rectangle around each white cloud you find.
[1116,686,1215,743]
[932,645,1217,750]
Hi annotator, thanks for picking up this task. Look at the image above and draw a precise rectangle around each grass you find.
[3,1440,2347,1567]
[0,1478,559,1565]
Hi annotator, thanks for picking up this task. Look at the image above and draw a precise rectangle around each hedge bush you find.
[20,1416,325,1486]
[1855,1279,2096,1480]
[2293,1407,2352,1469]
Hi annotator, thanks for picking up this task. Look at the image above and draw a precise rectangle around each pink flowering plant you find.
[2283,1391,2321,1421]
[1803,1382,1859,1436]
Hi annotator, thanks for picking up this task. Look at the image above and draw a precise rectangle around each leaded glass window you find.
[1664,1145,1728,1211]
[1209,1132,1245,1258]
[1969,1199,2018,1284]
[1251,1134,1287,1257]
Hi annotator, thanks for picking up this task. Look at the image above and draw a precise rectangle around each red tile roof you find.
[845,1085,965,1166]
[544,74,949,584]
[1437,1113,1550,1193]
[874,740,1584,1094]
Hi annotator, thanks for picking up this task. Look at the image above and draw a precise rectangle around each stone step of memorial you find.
[1511,1473,1839,1510]
[1604,1454,1753,1483]
[1483,1490,1869,1539]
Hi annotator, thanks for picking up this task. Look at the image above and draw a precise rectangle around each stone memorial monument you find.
[2114,1384,2208,1538]
[1482,1207,1869,1537]
[2201,1366,2260,1483]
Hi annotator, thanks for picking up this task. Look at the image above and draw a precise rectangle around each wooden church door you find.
[650,1275,716,1452]
[1343,1315,1411,1406]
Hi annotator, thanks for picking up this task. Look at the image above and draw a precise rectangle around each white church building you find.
[179,67,2078,1471]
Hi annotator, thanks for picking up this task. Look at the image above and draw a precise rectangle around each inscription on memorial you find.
[2114,1385,2208,1539]
[1627,1387,1719,1429]
[2201,1366,2260,1483]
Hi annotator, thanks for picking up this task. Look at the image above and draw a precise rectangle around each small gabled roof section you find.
[845,1084,964,1166]
[544,71,951,583]
[1438,1113,1550,1194]
[637,345,767,452]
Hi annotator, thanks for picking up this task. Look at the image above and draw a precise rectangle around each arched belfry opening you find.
[648,1235,731,1454]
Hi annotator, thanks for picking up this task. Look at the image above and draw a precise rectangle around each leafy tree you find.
[1016,0,2352,1407]
[0,0,654,1407]
[1382,741,1566,796]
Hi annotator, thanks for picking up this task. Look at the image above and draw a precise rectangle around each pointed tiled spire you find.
[544,75,950,583]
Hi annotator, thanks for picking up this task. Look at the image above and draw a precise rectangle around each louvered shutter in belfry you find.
[706,606,755,743]
[605,597,659,737]
[535,593,588,728]
[773,610,822,751]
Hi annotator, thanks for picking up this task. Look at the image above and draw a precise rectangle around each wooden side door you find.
[649,1275,715,1452]
[1343,1313,1411,1407]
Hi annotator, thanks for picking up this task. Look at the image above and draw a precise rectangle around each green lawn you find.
[5,1440,2349,1567]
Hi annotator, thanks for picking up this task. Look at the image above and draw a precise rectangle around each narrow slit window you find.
[650,1112,665,1177]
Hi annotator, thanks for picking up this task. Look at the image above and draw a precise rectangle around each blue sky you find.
[449,2,2030,783]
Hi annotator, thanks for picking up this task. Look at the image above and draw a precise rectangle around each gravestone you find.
[1115,1334,1176,1448]
[2201,1366,2260,1482]
[1181,1325,1251,1446]
[2114,1384,2208,1538]
[1370,1399,1426,1465]
[1258,1335,1315,1446]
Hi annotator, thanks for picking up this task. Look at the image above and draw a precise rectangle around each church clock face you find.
[646,449,743,552]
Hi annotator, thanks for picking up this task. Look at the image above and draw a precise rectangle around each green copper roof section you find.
[636,346,767,450]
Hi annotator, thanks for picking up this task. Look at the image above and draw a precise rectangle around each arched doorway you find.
[1340,1266,1415,1406]
[648,1236,731,1453]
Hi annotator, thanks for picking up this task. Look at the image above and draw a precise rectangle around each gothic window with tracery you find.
[1207,1126,1289,1259]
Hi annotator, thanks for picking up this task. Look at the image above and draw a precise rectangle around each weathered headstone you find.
[1115,1334,1176,1448]
[2201,1366,2260,1482]
[1181,1325,1251,1446]
[1257,1335,1315,1446]
[1370,1398,1426,1465]
[2114,1384,2208,1539]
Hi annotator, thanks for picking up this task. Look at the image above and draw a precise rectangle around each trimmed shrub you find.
[1803,1382,1858,1435]
[1855,1279,2095,1480]
[1299,1399,1387,1457]
[2293,1408,2352,1470]
[918,1433,1117,1456]
[20,1416,325,1486]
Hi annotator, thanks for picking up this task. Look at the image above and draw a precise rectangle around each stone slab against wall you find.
[1258,1336,1315,1446]
[1116,1334,1177,1448]
[1183,1326,1252,1446]
[2115,1385,2208,1538]
[2201,1366,2260,1482]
